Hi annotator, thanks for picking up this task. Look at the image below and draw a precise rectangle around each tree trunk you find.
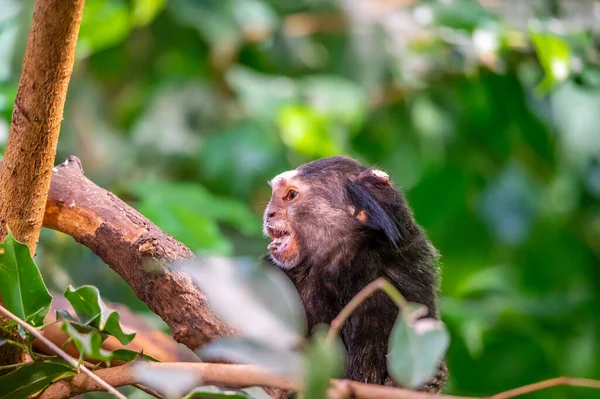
[0,0,85,367]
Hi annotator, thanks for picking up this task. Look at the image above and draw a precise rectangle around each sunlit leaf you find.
[133,362,200,399]
[177,256,305,350]
[277,104,344,158]
[303,327,345,399]
[387,304,449,389]
[0,360,75,399]
[132,0,166,26]
[62,322,113,363]
[0,231,52,327]
[530,30,571,95]
[199,336,302,377]
[63,285,136,345]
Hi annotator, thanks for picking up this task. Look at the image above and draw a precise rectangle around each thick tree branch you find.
[38,363,297,399]
[40,156,235,350]
[38,361,600,399]
[0,0,84,251]
[39,361,600,399]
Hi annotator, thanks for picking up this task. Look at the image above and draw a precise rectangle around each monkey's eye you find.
[284,188,299,201]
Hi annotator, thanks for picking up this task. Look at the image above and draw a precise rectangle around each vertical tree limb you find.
[0,0,85,251]
[0,0,85,367]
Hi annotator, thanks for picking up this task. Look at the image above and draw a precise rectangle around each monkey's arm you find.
[340,292,394,385]
[339,289,448,391]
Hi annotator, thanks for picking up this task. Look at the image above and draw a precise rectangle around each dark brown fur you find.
[262,156,447,391]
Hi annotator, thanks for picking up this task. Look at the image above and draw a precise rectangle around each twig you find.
[489,376,600,399]
[327,277,407,341]
[0,304,127,399]
[0,362,25,371]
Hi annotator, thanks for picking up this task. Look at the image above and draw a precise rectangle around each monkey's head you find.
[263,156,410,270]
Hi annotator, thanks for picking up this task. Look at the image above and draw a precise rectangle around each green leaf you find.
[177,256,305,350]
[199,337,302,377]
[132,0,166,26]
[62,322,113,363]
[78,0,131,57]
[63,285,136,345]
[0,360,75,399]
[387,304,449,389]
[183,386,250,399]
[276,104,344,158]
[0,231,52,327]
[111,349,160,363]
[530,30,571,96]
[303,327,345,399]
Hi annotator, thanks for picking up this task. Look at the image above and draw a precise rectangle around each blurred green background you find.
[1,0,600,397]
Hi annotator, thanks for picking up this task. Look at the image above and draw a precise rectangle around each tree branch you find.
[39,360,600,399]
[41,156,235,351]
[39,362,296,399]
[0,0,84,251]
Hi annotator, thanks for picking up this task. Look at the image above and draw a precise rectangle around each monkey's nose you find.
[267,211,277,218]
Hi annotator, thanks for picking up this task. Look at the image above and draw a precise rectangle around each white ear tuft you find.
[371,169,390,185]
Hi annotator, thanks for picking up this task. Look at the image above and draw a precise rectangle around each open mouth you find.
[266,225,292,253]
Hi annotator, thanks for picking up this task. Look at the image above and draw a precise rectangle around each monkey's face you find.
[262,170,307,269]
[263,156,394,270]
[263,156,408,270]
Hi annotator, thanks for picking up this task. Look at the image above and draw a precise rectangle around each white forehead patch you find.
[372,169,388,180]
[270,170,297,186]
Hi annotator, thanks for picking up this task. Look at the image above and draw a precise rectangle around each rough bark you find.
[0,0,85,250]
[0,0,85,368]
[41,156,235,350]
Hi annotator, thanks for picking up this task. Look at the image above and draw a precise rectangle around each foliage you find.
[0,360,75,399]
[0,234,153,397]
[388,304,449,388]
[0,0,599,398]
[0,231,52,327]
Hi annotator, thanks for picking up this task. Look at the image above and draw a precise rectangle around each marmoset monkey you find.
[262,156,447,391]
